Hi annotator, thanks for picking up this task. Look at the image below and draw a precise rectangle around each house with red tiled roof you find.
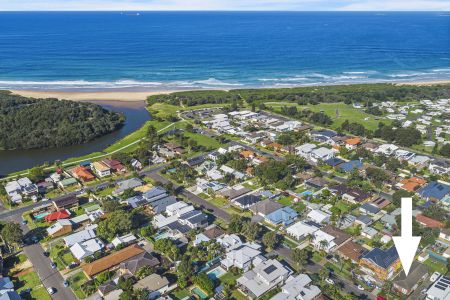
[416,214,444,229]
[345,137,361,150]
[44,209,71,222]
[102,158,127,173]
[398,177,427,192]
[82,244,145,279]
[72,166,95,182]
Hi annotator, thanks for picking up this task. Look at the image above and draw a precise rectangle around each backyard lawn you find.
[170,288,191,300]
[334,201,352,214]
[49,241,76,270]
[14,271,51,300]
[424,258,448,274]
[232,290,248,300]
[68,271,89,299]
[277,196,293,206]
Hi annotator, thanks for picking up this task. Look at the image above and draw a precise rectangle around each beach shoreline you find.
[8,79,450,102]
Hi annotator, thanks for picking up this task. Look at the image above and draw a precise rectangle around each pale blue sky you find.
[0,0,449,11]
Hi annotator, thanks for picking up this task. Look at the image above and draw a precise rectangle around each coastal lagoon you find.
[0,101,150,175]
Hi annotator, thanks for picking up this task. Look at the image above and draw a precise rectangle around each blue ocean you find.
[0,11,449,90]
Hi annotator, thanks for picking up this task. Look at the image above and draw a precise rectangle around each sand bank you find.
[9,89,181,102]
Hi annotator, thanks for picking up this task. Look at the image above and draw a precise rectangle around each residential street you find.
[4,214,77,300]
[145,172,231,222]
[275,246,376,300]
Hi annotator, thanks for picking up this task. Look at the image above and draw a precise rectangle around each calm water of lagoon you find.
[0,101,150,176]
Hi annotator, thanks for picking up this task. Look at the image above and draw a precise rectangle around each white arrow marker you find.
[393,197,421,276]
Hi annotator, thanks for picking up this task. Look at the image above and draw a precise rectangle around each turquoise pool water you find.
[34,212,50,220]
[207,266,226,280]
[300,190,313,197]
[192,287,208,299]
[154,231,170,241]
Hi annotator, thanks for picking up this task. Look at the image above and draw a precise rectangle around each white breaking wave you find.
[0,79,164,89]
[192,78,243,86]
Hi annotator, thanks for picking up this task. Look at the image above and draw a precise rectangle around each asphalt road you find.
[145,172,231,222]
[7,215,77,300]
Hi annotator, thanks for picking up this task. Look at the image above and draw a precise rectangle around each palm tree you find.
[319,239,329,251]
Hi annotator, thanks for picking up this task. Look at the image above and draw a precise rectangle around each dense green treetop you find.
[0,91,124,150]
[148,83,450,107]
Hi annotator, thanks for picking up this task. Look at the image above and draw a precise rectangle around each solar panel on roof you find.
[443,276,450,281]
[264,265,277,274]
[435,284,448,290]
[441,277,450,283]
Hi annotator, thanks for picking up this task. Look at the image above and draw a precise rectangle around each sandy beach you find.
[9,89,181,102]
[9,79,450,102]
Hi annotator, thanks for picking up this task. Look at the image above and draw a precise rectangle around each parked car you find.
[357,285,365,291]
[47,287,55,295]
[68,262,79,269]
[43,251,49,257]
[21,220,27,225]
[63,280,69,287]
[325,278,335,285]
[50,262,56,269]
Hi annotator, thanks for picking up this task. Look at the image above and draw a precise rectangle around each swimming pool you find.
[34,212,50,220]
[207,266,226,280]
[299,190,313,197]
[192,287,208,299]
[154,231,170,241]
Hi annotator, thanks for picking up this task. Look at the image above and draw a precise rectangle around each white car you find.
[325,278,334,285]
[357,285,365,291]
[47,287,55,295]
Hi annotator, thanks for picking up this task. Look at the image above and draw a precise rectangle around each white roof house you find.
[221,243,264,271]
[426,275,450,300]
[165,201,194,217]
[286,221,320,240]
[307,209,331,224]
[70,238,105,261]
[237,259,292,299]
[409,155,430,166]
[46,219,72,236]
[206,168,224,180]
[217,234,243,251]
[295,144,317,158]
[272,274,322,300]
[376,144,399,156]
[111,233,137,248]
[63,224,98,247]
[309,147,334,163]
[312,230,336,252]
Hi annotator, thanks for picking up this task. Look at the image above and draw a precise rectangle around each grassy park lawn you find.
[268,102,386,131]
[68,272,89,299]
[184,131,222,149]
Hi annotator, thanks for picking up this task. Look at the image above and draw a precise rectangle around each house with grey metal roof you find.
[271,274,322,300]
[237,259,292,299]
